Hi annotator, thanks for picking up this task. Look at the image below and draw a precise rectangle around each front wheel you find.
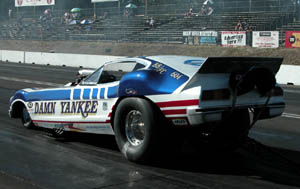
[21,106,34,129]
[114,98,160,163]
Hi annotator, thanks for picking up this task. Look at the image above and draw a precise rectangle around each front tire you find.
[21,106,34,129]
[114,98,160,163]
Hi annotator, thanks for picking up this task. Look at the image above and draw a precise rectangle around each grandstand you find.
[0,0,299,45]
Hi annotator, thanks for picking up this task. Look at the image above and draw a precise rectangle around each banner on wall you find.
[183,31,217,45]
[198,31,217,45]
[221,31,246,47]
[252,31,279,48]
[15,0,55,7]
[285,31,300,48]
[92,0,118,2]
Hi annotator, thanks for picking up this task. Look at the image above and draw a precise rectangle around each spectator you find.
[63,12,71,24]
[44,9,52,18]
[186,7,194,17]
[199,5,206,15]
[71,10,81,20]
[124,10,129,17]
[103,11,108,19]
[235,20,243,31]
[8,8,12,19]
[149,17,155,28]
[207,6,214,15]
[17,16,23,31]
[241,20,249,31]
[203,0,214,6]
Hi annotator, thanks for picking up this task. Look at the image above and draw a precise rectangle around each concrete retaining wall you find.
[1,50,25,63]
[0,49,299,85]
[0,50,123,68]
[276,65,300,86]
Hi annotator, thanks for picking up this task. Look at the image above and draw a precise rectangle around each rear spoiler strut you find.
[198,57,283,74]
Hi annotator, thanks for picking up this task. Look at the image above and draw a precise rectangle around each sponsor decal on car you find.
[34,100,99,118]
[34,102,56,115]
[152,63,167,74]
[171,118,188,126]
[61,101,98,118]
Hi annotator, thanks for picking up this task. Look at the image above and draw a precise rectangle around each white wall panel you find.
[1,50,24,63]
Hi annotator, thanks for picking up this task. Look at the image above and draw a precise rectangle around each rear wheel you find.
[114,98,161,163]
[21,106,34,129]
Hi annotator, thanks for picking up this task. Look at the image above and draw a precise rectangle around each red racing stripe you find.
[162,109,187,115]
[156,99,199,108]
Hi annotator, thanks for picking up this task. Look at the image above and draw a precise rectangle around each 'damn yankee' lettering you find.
[61,101,98,118]
[35,102,56,114]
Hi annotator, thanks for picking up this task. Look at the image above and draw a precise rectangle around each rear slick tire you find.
[114,98,160,163]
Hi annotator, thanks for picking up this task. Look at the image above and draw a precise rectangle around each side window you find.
[98,62,145,84]
[81,68,102,85]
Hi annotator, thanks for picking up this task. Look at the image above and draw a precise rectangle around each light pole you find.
[145,0,148,16]
[249,0,252,12]
[118,0,121,16]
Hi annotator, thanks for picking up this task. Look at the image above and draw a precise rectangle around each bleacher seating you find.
[0,0,296,44]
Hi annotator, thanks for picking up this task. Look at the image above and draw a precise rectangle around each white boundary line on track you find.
[282,113,300,119]
[283,89,300,94]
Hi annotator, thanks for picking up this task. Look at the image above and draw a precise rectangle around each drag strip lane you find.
[1,62,300,188]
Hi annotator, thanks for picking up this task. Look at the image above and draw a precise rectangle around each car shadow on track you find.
[56,132,300,188]
[149,138,300,188]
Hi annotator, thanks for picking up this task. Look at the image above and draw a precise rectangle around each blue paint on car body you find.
[83,89,91,99]
[184,59,205,66]
[107,86,118,98]
[92,88,98,99]
[73,89,81,100]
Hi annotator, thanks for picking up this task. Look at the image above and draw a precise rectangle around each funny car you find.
[9,56,285,162]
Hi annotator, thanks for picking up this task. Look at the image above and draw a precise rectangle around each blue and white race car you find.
[9,56,285,162]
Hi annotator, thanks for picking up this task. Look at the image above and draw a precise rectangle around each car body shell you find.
[9,55,285,135]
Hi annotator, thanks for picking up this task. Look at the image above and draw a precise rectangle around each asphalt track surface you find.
[1,61,300,189]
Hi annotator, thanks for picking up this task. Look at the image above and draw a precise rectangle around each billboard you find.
[183,31,217,45]
[92,0,119,2]
[285,31,300,48]
[221,31,246,47]
[252,31,279,48]
[198,31,217,45]
[15,0,55,7]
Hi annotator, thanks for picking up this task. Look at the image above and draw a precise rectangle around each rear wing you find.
[198,57,283,74]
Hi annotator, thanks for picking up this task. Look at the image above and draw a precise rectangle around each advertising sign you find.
[15,0,55,7]
[252,31,279,48]
[92,0,118,2]
[221,31,246,47]
[198,31,217,45]
[183,31,217,45]
[183,31,192,44]
[285,31,300,48]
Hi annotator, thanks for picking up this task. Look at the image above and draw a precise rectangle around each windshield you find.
[80,67,103,85]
